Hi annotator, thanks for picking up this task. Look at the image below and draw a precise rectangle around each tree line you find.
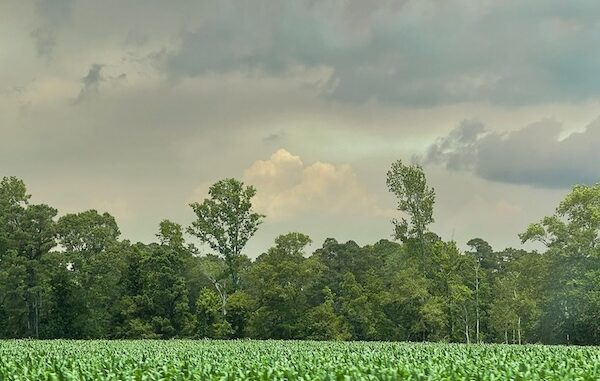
[1,160,599,344]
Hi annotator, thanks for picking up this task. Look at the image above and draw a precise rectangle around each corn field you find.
[1,340,600,380]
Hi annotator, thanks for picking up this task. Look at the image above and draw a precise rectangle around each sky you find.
[1,0,600,257]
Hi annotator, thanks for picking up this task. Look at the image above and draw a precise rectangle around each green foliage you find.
[56,210,120,253]
[245,233,321,339]
[519,183,600,344]
[114,242,195,339]
[226,290,254,337]
[386,160,435,259]
[0,177,29,255]
[195,288,232,338]
[303,287,351,340]
[1,340,600,380]
[156,219,186,249]
[520,183,600,255]
[188,179,264,289]
[1,174,600,348]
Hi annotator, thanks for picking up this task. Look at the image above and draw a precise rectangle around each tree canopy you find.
[188,178,264,289]
[1,173,600,345]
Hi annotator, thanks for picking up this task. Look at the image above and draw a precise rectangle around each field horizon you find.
[2,339,599,380]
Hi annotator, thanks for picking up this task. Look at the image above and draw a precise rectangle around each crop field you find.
[1,341,600,380]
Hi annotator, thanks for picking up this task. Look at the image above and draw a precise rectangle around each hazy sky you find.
[2,0,599,256]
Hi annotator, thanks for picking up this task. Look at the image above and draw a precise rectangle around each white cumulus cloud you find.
[244,149,388,221]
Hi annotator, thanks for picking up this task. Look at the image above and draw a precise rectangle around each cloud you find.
[30,0,74,59]
[75,64,104,103]
[263,130,286,143]
[30,28,56,60]
[425,119,487,171]
[424,117,600,188]
[163,0,600,106]
[12,0,600,106]
[3,0,600,253]
[35,0,74,25]
[243,149,387,221]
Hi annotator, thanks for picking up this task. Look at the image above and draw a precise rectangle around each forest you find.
[1,160,599,345]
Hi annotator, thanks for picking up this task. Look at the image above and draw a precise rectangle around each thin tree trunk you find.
[27,294,40,339]
[464,306,470,344]
[211,278,228,316]
[512,288,520,345]
[475,260,480,343]
[34,293,40,339]
[517,316,522,345]
[27,261,38,339]
[226,257,238,291]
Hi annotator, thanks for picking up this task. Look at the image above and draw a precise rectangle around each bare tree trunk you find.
[211,278,228,316]
[26,293,40,339]
[475,260,480,343]
[35,294,40,339]
[464,305,470,344]
[517,316,522,345]
[512,289,518,345]
[26,264,40,339]
[26,300,31,335]
[504,329,508,344]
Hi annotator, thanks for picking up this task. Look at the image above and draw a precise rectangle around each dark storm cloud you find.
[76,64,104,103]
[30,0,74,59]
[34,0,74,25]
[425,118,600,188]
[164,0,600,106]
[30,28,56,60]
[425,120,486,171]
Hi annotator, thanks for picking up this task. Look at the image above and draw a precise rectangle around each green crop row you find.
[0,340,599,381]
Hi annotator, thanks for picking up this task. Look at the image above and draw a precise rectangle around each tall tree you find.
[520,184,600,255]
[466,238,495,343]
[188,179,264,289]
[0,177,30,256]
[114,242,195,338]
[520,183,600,344]
[246,233,320,339]
[0,177,30,323]
[16,203,57,338]
[386,160,435,260]
[55,210,123,337]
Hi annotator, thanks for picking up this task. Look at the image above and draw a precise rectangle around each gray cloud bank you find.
[76,64,104,103]
[2,0,600,252]
[30,0,74,59]
[424,118,600,188]
[165,0,600,106]
[13,0,600,107]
